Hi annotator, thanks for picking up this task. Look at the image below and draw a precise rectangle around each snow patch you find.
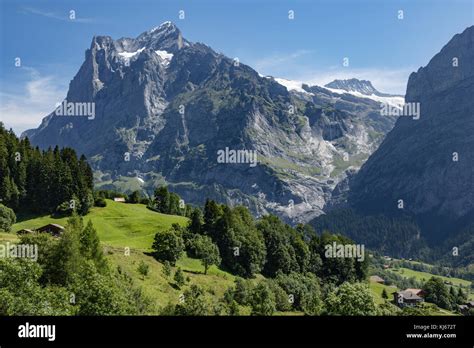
[324,87,405,108]
[274,78,312,95]
[155,50,174,65]
[149,21,173,33]
[118,47,145,59]
[270,75,404,108]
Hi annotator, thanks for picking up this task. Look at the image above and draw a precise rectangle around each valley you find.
[1,199,471,316]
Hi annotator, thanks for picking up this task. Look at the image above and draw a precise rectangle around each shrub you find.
[137,261,150,278]
[249,282,276,316]
[174,268,185,288]
[94,197,107,207]
[0,204,16,232]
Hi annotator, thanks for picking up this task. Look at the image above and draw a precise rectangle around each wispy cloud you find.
[21,6,95,23]
[253,50,313,73]
[0,67,66,135]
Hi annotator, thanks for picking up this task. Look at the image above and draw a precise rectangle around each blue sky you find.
[0,0,472,134]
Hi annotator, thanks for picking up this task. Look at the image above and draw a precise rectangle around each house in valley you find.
[36,224,65,237]
[405,288,425,297]
[394,289,424,308]
[17,224,65,237]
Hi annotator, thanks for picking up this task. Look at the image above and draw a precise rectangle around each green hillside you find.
[4,202,244,314]
[389,267,471,288]
[12,199,188,251]
[2,200,468,315]
[106,246,243,314]
[369,280,397,304]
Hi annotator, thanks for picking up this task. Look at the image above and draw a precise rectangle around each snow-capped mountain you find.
[325,78,396,96]
[271,77,405,109]
[24,21,402,223]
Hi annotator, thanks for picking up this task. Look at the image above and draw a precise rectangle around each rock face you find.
[24,22,400,223]
[325,78,401,97]
[348,26,474,241]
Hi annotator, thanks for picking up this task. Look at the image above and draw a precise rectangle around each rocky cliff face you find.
[24,22,400,223]
[324,78,401,97]
[348,26,474,241]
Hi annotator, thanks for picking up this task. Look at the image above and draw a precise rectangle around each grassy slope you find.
[12,200,188,251]
[389,267,471,288]
[390,267,474,301]
[5,201,250,314]
[369,280,398,304]
[107,247,241,314]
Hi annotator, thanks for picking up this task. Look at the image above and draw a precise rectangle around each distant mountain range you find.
[324,78,403,98]
[23,21,402,223]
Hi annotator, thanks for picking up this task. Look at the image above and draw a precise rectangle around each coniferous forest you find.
[0,123,94,215]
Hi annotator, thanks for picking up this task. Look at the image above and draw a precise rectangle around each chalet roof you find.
[369,275,385,283]
[17,228,34,234]
[36,224,65,234]
[37,223,65,230]
[405,288,423,295]
[49,224,65,229]
[396,290,423,301]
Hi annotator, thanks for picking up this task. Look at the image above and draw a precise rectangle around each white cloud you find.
[22,7,95,23]
[253,50,313,73]
[0,68,66,135]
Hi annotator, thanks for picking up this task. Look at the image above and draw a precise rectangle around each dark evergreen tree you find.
[0,123,94,215]
[154,186,170,213]
[128,190,141,204]
[188,208,203,235]
[203,199,222,237]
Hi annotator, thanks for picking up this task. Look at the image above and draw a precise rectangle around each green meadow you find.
[12,199,188,251]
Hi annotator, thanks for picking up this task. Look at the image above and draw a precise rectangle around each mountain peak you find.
[325,78,379,96]
[147,21,178,35]
[136,21,186,52]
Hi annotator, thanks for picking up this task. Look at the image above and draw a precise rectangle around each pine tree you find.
[203,199,222,238]
[154,186,170,213]
[188,208,203,235]
[79,220,107,272]
[457,287,467,304]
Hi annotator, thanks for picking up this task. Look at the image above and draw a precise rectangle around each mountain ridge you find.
[23,21,401,223]
[345,25,474,244]
[324,78,403,98]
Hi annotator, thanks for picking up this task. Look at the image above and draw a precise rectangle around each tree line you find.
[152,197,369,282]
[0,123,94,215]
